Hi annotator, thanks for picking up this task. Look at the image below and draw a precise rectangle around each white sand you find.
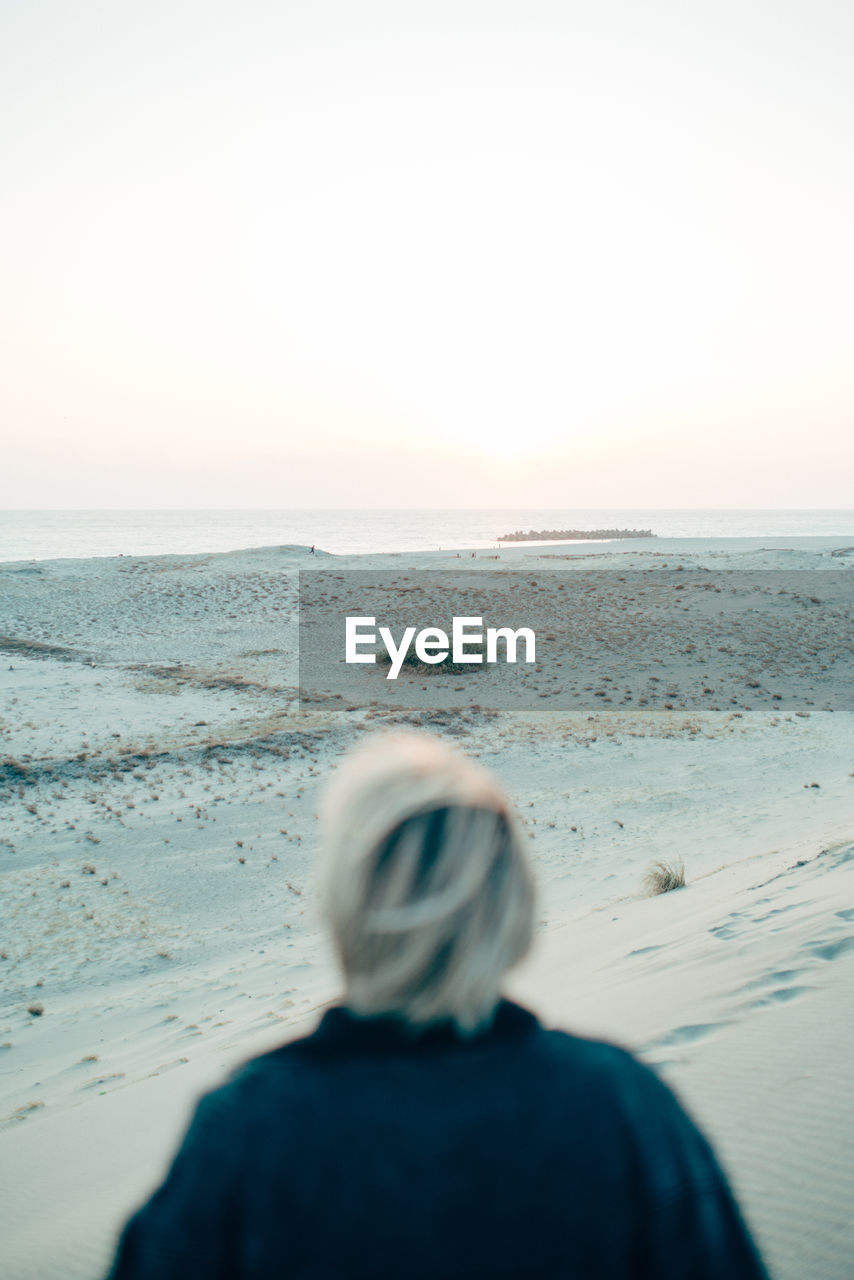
[1,536,852,1278]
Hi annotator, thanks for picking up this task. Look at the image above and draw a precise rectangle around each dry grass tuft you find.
[643,859,686,896]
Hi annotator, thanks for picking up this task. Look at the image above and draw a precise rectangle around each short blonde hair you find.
[319,733,535,1034]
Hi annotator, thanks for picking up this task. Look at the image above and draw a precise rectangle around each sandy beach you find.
[1,535,853,1279]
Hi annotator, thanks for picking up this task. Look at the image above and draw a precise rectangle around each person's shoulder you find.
[203,1004,675,1117]
[185,1012,334,1126]
[233,1014,331,1082]
[536,1022,725,1184]
[535,1019,654,1084]
[533,1020,695,1129]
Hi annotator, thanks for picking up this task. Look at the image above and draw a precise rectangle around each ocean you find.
[1,509,853,563]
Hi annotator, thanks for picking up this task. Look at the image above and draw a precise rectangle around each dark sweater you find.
[106,1000,769,1279]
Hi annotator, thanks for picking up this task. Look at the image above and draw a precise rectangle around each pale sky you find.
[3,1,853,507]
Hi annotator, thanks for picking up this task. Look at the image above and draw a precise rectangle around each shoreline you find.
[2,530,854,572]
[3,506,854,565]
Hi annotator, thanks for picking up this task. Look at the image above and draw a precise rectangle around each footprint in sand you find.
[709,921,741,940]
[746,980,813,1010]
[752,903,798,923]
[739,967,804,992]
[643,1022,726,1053]
[804,935,854,962]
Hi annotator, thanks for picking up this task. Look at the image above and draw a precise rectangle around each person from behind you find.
[106,732,769,1279]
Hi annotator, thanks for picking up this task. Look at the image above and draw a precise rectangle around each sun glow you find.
[2,3,853,505]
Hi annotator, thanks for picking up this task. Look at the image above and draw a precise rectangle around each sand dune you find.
[1,537,852,1278]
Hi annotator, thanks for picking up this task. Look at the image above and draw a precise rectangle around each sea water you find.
[1,508,853,563]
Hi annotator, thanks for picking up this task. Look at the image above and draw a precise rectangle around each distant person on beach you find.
[106,735,768,1280]
[310,544,315,554]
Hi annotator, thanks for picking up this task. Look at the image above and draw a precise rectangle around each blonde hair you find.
[319,733,535,1034]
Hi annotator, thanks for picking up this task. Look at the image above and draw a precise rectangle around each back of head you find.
[319,732,535,1035]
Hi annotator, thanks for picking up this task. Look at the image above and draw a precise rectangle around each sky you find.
[2,0,853,507]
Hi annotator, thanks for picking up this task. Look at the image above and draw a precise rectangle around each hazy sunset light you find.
[3,1,852,506]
